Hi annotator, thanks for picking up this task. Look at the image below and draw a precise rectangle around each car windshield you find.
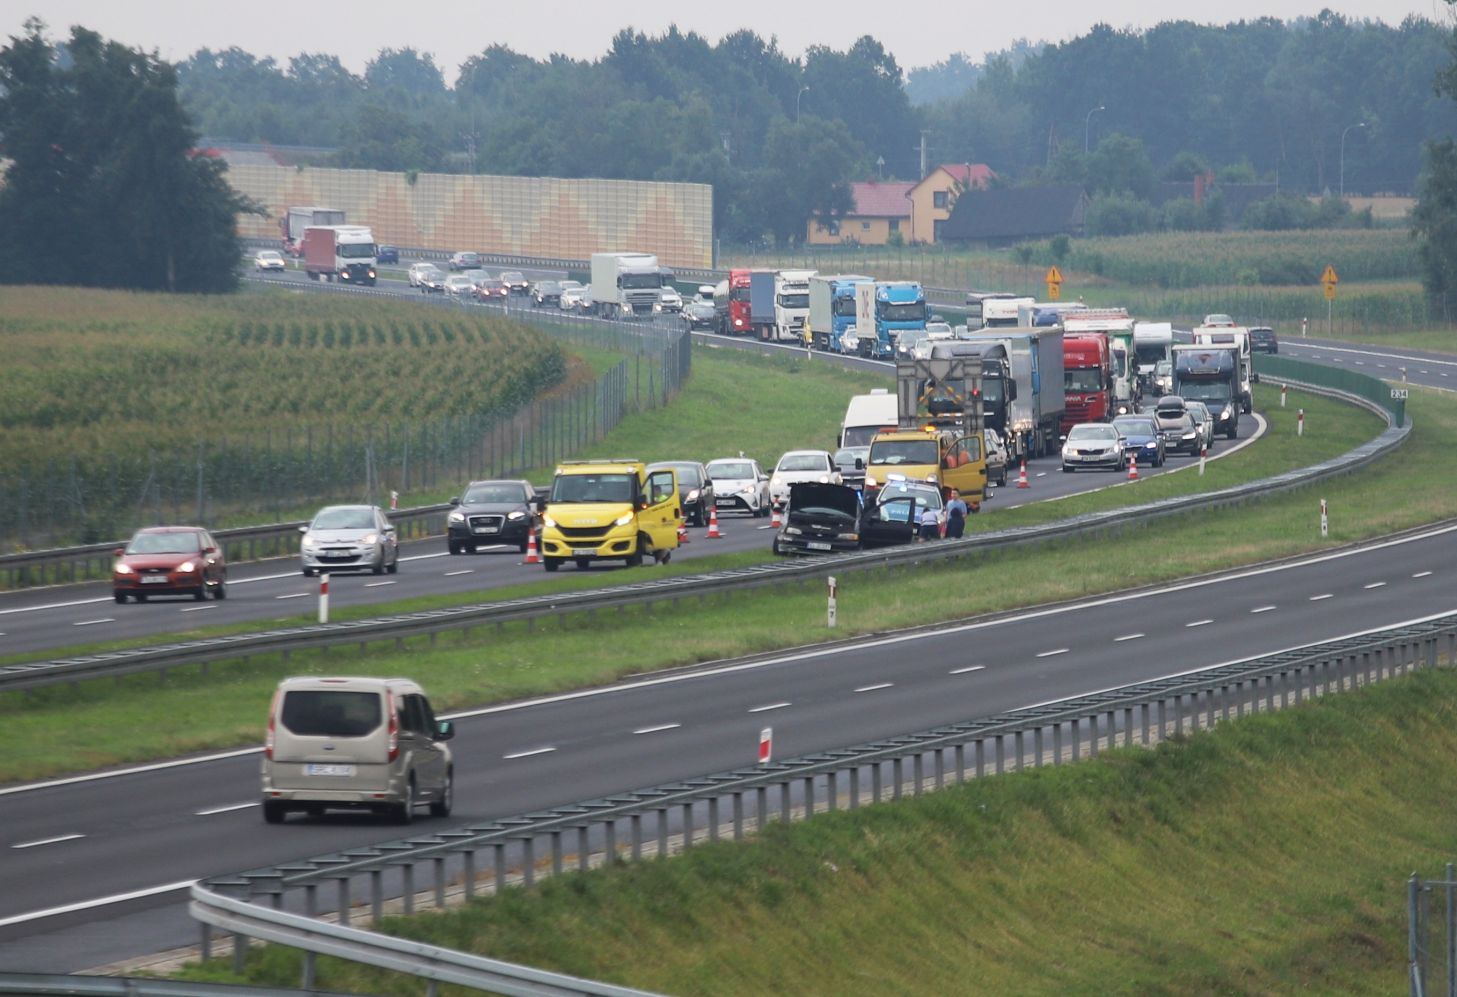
[1068,425,1118,442]
[258,251,281,261]
[1113,418,1156,436]
[1182,385,1232,404]
[777,454,829,472]
[550,473,637,503]
[126,532,200,554]
[312,507,375,530]
[281,690,381,738]
[338,243,375,259]
[537,282,560,293]
[502,272,524,282]
[654,464,701,487]
[464,483,528,504]
[877,302,927,322]
[869,439,939,465]
[878,485,942,511]
[1065,369,1103,392]
[708,461,754,481]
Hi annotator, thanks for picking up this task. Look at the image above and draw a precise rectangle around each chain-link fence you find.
[0,304,692,551]
[1409,867,1457,996]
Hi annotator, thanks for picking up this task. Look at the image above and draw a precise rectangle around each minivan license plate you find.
[305,764,356,777]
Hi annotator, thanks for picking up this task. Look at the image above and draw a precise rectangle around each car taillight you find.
[264,689,280,760]
[387,690,399,762]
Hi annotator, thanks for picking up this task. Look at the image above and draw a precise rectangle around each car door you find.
[943,436,986,503]
[401,694,446,797]
[644,469,680,551]
[375,508,398,564]
[863,496,917,547]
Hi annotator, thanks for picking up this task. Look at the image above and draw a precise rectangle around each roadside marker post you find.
[759,728,773,766]
[390,490,399,511]
[1298,408,1305,437]
[1320,499,1329,539]
[318,573,330,624]
[1281,384,1287,408]
[1199,445,1207,476]
[827,575,838,628]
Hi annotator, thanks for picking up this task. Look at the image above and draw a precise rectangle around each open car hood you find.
[787,483,860,520]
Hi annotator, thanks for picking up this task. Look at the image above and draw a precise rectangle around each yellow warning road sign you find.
[1045,265,1063,286]
[1321,264,1339,285]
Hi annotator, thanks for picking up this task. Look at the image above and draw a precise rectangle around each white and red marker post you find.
[827,575,838,628]
[1320,499,1328,539]
[758,727,773,766]
[318,573,330,623]
[1297,408,1305,437]
[1281,384,1287,408]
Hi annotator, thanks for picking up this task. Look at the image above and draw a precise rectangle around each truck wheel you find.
[543,557,562,572]
[627,537,646,568]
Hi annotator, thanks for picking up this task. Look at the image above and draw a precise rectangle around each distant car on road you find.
[705,457,770,517]
[559,284,589,310]
[769,450,841,508]
[447,479,537,554]
[254,249,286,272]
[113,526,227,603]
[1153,395,1201,456]
[475,278,509,302]
[1249,326,1279,353]
[531,280,563,307]
[1112,414,1165,467]
[499,271,530,295]
[1202,313,1235,327]
[681,300,717,331]
[444,274,476,298]
[647,460,715,527]
[1184,400,1216,451]
[449,251,481,271]
[376,245,400,264]
[833,446,869,490]
[1061,422,1126,472]
[409,262,446,291]
[299,505,399,577]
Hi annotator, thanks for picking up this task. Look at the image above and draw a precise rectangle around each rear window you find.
[281,690,382,737]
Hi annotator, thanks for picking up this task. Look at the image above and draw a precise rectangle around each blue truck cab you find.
[868,281,927,360]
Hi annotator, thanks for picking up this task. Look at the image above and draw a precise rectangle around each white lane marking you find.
[1186,619,1214,628]
[195,802,257,816]
[1364,582,1387,590]
[72,618,113,627]
[1291,342,1457,369]
[1036,472,1047,478]
[180,604,217,613]
[949,665,986,674]
[749,702,791,713]
[632,723,681,735]
[275,592,308,600]
[757,525,775,531]
[1114,633,1144,642]
[0,595,111,616]
[1375,363,1386,369]
[1250,605,1277,614]
[503,746,555,760]
[0,879,196,929]
[12,527,1457,801]
[1309,593,1334,601]
[1355,361,1366,366]
[364,581,396,588]
[444,570,474,577]
[11,833,84,849]
[854,682,893,693]
[1036,648,1069,658]
[1422,370,1431,375]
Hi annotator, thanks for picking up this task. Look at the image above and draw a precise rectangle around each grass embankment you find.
[0,382,1430,785]
[180,668,1457,995]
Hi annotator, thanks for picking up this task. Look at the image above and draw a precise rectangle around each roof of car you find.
[134,525,206,534]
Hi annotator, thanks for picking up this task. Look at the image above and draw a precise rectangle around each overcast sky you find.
[5,0,1448,82]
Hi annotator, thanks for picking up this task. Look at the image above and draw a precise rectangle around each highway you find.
[1,522,1453,972]
[0,259,1431,975]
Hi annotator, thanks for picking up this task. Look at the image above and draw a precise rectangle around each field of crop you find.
[0,288,567,547]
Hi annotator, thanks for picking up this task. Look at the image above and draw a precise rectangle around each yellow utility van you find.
[864,428,987,510]
[537,459,681,571]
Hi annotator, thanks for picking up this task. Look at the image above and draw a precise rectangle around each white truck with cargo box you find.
[1192,324,1254,412]
[590,252,669,320]
[839,388,899,449]
[958,328,1065,460]
[773,268,816,342]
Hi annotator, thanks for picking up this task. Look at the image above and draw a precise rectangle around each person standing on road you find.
[945,489,968,539]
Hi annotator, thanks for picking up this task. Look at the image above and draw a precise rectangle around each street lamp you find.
[796,85,810,123]
[1084,105,1105,155]
[1339,122,1366,200]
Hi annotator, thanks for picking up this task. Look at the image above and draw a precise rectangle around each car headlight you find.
[301,536,317,549]
[784,526,802,535]
[448,511,465,524]
[865,475,878,486]
[1182,431,1196,439]
[114,563,134,575]
[176,560,196,573]
[1143,441,1157,449]
[818,475,830,483]
[925,473,938,483]
[613,512,634,527]
[771,477,782,489]
[507,511,526,520]
[543,515,557,529]
[1062,448,1073,458]
[360,533,378,546]
[838,532,859,541]
[685,489,699,502]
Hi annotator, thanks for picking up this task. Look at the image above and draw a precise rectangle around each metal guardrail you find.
[191,613,1457,993]
[0,974,360,996]
[0,362,1409,694]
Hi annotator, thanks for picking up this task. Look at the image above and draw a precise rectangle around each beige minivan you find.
[260,676,454,825]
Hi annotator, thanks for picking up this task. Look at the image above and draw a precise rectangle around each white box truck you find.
[590,252,669,320]
[773,269,816,342]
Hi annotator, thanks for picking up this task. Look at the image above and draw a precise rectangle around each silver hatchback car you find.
[300,504,400,576]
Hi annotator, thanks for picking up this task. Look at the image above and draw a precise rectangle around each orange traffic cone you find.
[678,521,690,544]
[706,506,723,538]
[1016,460,1030,489]
[771,503,782,528]
[524,527,540,564]
[1127,453,1139,481]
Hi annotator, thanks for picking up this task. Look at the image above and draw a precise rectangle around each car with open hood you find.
[772,482,863,555]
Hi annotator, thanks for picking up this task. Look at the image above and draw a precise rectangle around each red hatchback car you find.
[113,526,227,603]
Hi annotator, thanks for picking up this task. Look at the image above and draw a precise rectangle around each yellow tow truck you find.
[536,460,681,571]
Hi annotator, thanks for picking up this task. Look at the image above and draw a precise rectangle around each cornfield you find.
[0,287,570,547]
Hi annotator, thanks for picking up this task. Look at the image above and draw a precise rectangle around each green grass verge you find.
[0,382,1431,785]
[174,667,1457,995]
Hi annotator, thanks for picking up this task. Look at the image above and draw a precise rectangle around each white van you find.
[839,389,899,449]
[260,676,454,825]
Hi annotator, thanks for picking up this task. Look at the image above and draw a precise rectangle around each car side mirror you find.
[203,546,217,555]
[449,496,460,507]
[113,547,124,558]
[383,524,396,533]
[535,497,547,512]
[298,525,308,534]
[436,720,455,742]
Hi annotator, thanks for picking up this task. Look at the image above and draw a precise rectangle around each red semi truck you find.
[1061,333,1113,432]
[713,269,754,336]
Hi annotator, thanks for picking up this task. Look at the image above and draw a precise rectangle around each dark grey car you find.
[647,460,715,527]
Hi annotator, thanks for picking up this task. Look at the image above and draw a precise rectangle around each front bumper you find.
[113,569,207,595]
[540,524,638,561]
[448,515,531,546]
[775,532,860,555]
[301,543,383,571]
[1062,450,1122,469]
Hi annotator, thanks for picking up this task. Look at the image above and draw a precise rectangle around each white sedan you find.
[254,250,286,272]
[769,450,842,508]
[706,457,770,517]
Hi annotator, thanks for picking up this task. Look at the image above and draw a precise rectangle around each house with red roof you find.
[806,164,995,246]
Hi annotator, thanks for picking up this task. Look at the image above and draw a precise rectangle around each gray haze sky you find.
[5,0,1448,82]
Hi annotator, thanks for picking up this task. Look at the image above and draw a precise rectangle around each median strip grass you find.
[0,381,1433,785]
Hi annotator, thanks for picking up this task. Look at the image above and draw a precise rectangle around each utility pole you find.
[918,131,929,179]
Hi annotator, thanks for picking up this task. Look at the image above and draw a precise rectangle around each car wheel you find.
[448,539,462,555]
[387,550,399,574]
[114,591,126,604]
[394,777,416,825]
[136,593,148,602]
[302,566,315,578]
[194,585,207,601]
[429,768,453,818]
[372,554,385,576]
[543,557,562,572]
[213,578,227,600]
[261,800,286,825]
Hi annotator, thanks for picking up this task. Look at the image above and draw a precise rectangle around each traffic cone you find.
[678,521,690,544]
[1127,453,1139,481]
[523,527,540,564]
[1016,460,1030,489]
[706,506,723,538]
[771,504,782,528]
